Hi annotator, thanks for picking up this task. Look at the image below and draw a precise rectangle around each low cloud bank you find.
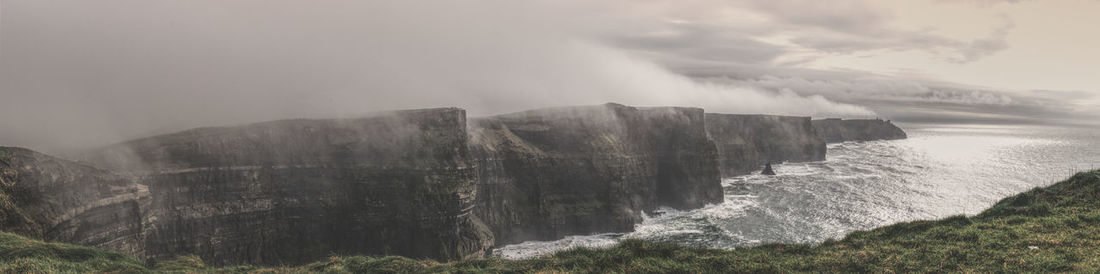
[0,0,872,152]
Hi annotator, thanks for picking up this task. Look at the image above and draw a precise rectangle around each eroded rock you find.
[80,108,492,265]
[469,103,722,245]
[705,114,826,176]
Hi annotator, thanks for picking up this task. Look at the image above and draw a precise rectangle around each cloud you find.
[0,0,872,153]
[1,0,1094,153]
[952,18,1013,63]
[747,0,1014,64]
[948,0,1032,6]
[704,74,1018,106]
[746,0,892,35]
[697,73,1100,126]
[611,23,788,66]
[601,0,1015,66]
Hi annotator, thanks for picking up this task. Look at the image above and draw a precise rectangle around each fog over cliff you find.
[0,0,875,153]
[1,0,1097,153]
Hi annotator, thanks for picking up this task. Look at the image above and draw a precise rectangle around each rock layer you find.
[812,118,907,143]
[82,108,492,266]
[469,104,722,245]
[0,146,149,256]
[705,114,826,176]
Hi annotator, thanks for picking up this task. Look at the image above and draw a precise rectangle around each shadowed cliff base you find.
[0,103,907,266]
[1,170,1096,273]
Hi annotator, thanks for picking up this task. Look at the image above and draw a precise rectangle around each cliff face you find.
[0,104,907,266]
[78,108,493,266]
[469,104,722,245]
[812,118,907,143]
[0,147,149,255]
[704,114,826,176]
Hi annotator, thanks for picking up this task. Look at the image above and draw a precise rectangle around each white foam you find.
[493,125,1100,259]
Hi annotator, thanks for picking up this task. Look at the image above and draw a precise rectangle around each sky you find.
[1,0,1098,152]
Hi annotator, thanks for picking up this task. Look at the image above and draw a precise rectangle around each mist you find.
[0,0,876,153]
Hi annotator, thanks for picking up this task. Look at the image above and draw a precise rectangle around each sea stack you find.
[761,162,776,175]
[704,113,825,177]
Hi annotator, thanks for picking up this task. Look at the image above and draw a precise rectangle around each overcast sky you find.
[1,0,1098,152]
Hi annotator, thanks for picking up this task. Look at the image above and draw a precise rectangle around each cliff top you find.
[475,103,705,120]
[77,107,471,171]
[105,107,465,148]
[706,112,812,120]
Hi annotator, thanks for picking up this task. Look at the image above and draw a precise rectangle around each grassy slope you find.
[2,170,1099,273]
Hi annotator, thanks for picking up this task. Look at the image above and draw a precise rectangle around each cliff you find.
[76,108,493,265]
[0,147,149,255]
[704,114,826,176]
[0,104,908,266]
[811,118,908,143]
[469,103,722,245]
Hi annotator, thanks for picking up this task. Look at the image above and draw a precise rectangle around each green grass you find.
[3,170,1100,273]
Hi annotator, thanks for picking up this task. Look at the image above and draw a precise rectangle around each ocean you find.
[495,123,1100,259]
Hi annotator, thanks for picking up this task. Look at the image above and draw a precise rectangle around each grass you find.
[2,170,1100,273]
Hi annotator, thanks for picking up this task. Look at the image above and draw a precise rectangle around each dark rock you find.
[0,146,149,255]
[705,114,825,177]
[76,108,493,266]
[0,104,911,266]
[469,103,722,245]
[761,163,776,176]
[812,118,907,143]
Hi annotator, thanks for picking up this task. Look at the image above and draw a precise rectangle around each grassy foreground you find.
[3,170,1100,273]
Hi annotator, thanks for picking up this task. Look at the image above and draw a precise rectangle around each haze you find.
[1,0,1097,153]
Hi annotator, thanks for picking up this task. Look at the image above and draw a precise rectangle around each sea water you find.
[495,123,1100,259]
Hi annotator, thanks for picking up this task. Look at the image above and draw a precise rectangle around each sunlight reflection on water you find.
[494,124,1100,259]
